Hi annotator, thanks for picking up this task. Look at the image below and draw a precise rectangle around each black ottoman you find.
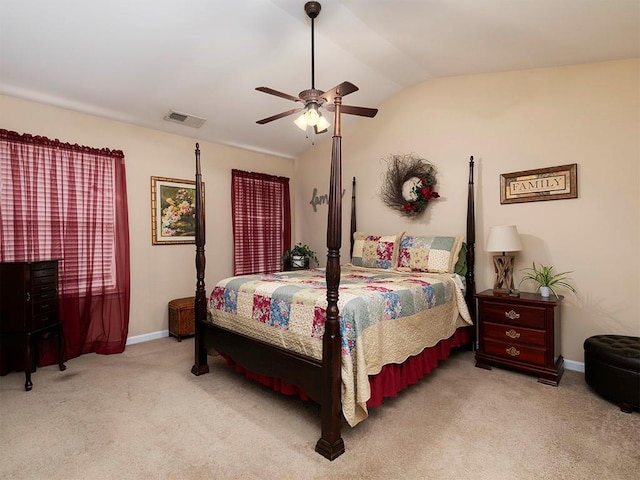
[584,335,640,413]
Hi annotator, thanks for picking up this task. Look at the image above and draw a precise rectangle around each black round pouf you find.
[584,335,640,413]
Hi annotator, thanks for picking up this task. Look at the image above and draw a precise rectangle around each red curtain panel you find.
[0,129,130,366]
[231,169,291,275]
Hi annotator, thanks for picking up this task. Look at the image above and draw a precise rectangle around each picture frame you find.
[150,176,201,245]
[500,164,577,205]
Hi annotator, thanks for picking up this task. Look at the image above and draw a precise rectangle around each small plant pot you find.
[539,286,551,298]
[291,255,306,268]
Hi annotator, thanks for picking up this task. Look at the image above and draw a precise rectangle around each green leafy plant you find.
[281,243,318,267]
[519,262,577,298]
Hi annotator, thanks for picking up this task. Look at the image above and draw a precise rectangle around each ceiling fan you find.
[256,1,378,134]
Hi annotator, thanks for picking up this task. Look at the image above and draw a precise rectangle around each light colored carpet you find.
[1,337,638,480]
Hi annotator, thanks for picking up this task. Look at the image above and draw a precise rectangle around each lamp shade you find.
[486,225,523,253]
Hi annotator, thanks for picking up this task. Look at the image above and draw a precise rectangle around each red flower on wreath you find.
[401,177,439,216]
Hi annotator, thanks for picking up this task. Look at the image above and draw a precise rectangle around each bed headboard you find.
[347,157,476,321]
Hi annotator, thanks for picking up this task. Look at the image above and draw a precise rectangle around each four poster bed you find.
[191,94,476,461]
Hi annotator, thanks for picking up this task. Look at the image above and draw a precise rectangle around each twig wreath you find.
[380,154,440,217]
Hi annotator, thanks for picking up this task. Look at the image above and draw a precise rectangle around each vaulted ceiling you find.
[1,0,638,158]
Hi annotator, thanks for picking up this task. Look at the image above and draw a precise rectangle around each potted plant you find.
[281,243,319,270]
[519,262,577,298]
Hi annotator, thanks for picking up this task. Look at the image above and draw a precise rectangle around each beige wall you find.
[0,94,294,338]
[2,59,638,362]
[295,59,640,364]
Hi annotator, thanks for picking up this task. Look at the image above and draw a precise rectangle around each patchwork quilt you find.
[208,265,472,426]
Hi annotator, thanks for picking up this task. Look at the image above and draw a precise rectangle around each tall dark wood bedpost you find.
[465,156,476,336]
[191,143,210,376]
[315,96,346,460]
[350,177,356,259]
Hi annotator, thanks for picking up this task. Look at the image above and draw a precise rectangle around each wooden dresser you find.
[0,260,66,390]
[474,289,563,386]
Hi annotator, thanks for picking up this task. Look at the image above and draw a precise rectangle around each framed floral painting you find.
[150,176,201,245]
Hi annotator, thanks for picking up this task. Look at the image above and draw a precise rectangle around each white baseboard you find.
[126,330,169,346]
[564,359,585,373]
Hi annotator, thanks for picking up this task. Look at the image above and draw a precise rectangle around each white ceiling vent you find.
[164,110,207,128]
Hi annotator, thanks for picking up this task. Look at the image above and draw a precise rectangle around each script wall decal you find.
[309,188,346,212]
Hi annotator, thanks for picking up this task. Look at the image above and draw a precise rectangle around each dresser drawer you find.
[32,312,58,330]
[32,272,57,287]
[483,321,546,347]
[32,299,57,317]
[31,265,57,278]
[31,261,58,271]
[484,338,547,366]
[481,301,546,329]
[32,283,57,299]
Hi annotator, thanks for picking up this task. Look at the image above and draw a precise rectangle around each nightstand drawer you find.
[483,321,546,347]
[481,301,546,329]
[484,338,547,366]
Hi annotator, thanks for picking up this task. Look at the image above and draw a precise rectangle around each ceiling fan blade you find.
[256,87,301,103]
[325,104,378,118]
[321,81,359,104]
[256,108,303,125]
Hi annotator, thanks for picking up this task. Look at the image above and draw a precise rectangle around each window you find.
[231,169,291,275]
[0,138,117,292]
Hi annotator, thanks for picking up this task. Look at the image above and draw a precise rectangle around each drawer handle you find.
[26,292,31,302]
[505,329,521,339]
[505,310,520,320]
[41,304,49,309]
[506,346,520,357]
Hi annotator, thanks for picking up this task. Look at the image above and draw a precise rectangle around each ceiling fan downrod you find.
[305,2,321,90]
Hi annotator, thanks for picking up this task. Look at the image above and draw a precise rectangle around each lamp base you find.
[492,254,515,293]
[492,288,511,296]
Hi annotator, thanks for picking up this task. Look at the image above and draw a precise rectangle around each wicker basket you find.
[168,297,195,341]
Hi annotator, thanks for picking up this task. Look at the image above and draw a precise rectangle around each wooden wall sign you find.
[500,164,577,204]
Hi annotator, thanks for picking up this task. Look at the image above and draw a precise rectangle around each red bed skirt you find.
[222,326,471,408]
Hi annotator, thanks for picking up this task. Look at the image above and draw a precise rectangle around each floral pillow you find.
[397,235,464,274]
[351,232,402,269]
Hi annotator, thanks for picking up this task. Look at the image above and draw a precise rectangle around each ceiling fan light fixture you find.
[294,114,308,131]
[316,114,330,132]
[294,109,331,132]
[303,106,320,126]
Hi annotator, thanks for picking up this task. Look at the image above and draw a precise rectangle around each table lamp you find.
[486,225,523,294]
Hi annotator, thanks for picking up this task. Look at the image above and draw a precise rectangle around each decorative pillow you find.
[397,235,464,274]
[351,232,402,269]
[454,242,468,277]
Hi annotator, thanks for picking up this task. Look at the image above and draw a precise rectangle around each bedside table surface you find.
[475,289,562,305]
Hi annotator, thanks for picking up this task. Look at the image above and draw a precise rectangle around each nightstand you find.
[475,289,564,386]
